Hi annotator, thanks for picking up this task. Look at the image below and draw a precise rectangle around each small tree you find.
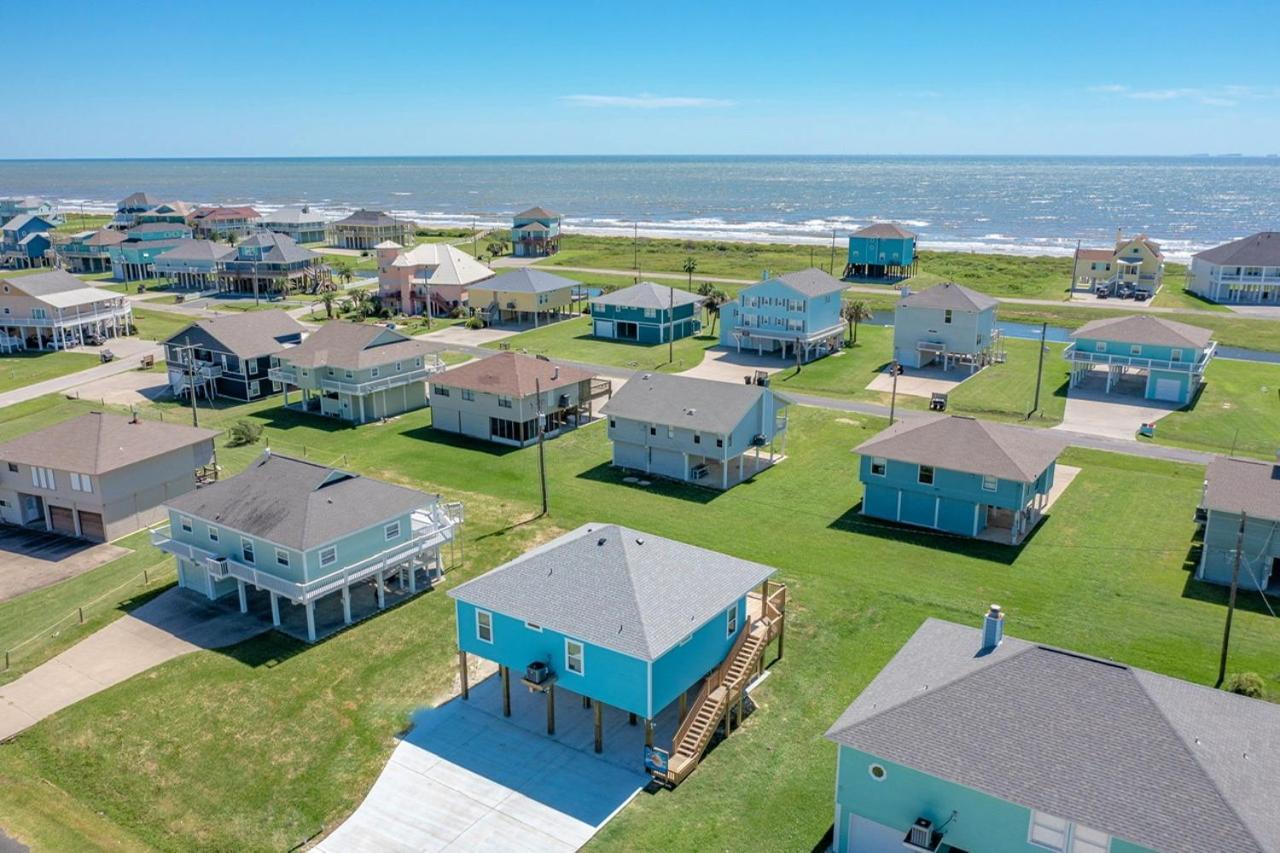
[682,256,697,291]
[704,289,728,335]
[486,239,507,260]
[226,419,264,447]
[842,299,874,346]
[334,259,354,284]
[319,288,337,319]
[1223,672,1266,698]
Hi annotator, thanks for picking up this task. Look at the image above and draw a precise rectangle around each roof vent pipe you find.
[982,604,1004,651]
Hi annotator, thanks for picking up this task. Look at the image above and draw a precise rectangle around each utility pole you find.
[183,344,200,428]
[1216,512,1247,688]
[1030,321,1048,418]
[634,221,640,280]
[472,215,478,257]
[1069,239,1081,295]
[535,377,549,516]
[889,360,900,425]
[668,284,675,365]
[829,230,836,275]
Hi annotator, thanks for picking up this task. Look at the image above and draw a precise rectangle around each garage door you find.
[48,505,76,536]
[848,814,905,852]
[594,319,614,339]
[77,510,105,541]
[1152,378,1183,402]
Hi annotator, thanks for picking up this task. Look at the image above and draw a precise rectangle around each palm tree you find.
[334,259,354,285]
[842,299,874,346]
[696,281,715,324]
[704,288,728,335]
[319,288,337,319]
[682,256,697,291]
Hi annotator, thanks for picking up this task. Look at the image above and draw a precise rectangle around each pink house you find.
[376,241,495,316]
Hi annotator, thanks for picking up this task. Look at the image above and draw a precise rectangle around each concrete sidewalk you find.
[0,588,269,741]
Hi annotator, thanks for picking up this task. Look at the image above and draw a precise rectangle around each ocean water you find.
[3,155,1278,261]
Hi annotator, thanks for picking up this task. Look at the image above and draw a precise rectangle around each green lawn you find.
[0,351,99,393]
[132,307,194,342]
[481,314,721,373]
[1145,357,1280,459]
[0,392,1275,851]
[53,214,113,234]
[1149,264,1228,312]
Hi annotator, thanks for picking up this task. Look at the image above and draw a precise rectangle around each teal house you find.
[1065,315,1215,405]
[845,222,917,280]
[109,222,194,282]
[449,523,786,783]
[511,205,561,257]
[1196,455,1280,591]
[826,613,1280,853]
[855,416,1067,544]
[719,268,846,362]
[153,451,463,643]
[55,228,127,273]
[589,281,702,343]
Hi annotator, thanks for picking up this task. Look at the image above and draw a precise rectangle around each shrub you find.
[1223,672,1266,699]
[465,315,485,330]
[226,419,264,448]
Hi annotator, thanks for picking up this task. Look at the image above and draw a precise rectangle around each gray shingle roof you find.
[826,618,1280,853]
[1,214,54,233]
[278,321,434,370]
[1193,232,1280,266]
[164,310,305,359]
[0,412,216,475]
[261,206,326,225]
[1203,456,1280,520]
[1071,315,1213,349]
[154,239,236,263]
[234,231,318,264]
[852,222,917,239]
[590,282,703,310]
[1,269,92,296]
[166,452,434,551]
[771,268,847,297]
[118,191,160,210]
[898,281,998,312]
[854,415,1066,482]
[333,208,401,227]
[449,523,777,660]
[601,372,785,435]
[514,206,559,220]
[471,268,577,295]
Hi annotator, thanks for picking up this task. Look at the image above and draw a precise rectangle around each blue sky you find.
[7,0,1279,157]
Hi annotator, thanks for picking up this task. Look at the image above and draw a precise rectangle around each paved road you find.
[0,588,270,741]
[0,338,163,409]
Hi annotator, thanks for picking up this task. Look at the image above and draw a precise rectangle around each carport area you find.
[1057,379,1183,440]
[865,363,977,398]
[0,526,130,602]
[317,673,668,852]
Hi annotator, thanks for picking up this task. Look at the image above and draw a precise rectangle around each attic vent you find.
[597,537,607,546]
[635,538,644,545]
[685,408,696,416]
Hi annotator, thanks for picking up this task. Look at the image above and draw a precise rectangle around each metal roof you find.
[449,523,776,660]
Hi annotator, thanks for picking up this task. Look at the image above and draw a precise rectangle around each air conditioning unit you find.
[904,817,941,851]
[205,557,230,580]
[525,661,551,684]
[750,433,767,447]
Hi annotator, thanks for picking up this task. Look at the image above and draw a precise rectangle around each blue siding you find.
[651,596,744,713]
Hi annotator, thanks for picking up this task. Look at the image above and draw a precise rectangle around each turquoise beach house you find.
[719,267,846,362]
[511,205,561,257]
[845,222,917,280]
[109,222,194,282]
[153,451,463,642]
[55,228,127,274]
[826,613,1280,853]
[855,416,1067,544]
[1196,455,1280,591]
[449,523,785,783]
[589,281,701,343]
[1064,315,1215,405]
[893,282,1000,371]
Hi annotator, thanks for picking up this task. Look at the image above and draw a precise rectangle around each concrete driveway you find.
[677,347,788,383]
[865,363,975,399]
[317,675,657,852]
[419,325,521,347]
[65,368,173,407]
[0,588,269,740]
[0,527,130,602]
[1055,381,1182,441]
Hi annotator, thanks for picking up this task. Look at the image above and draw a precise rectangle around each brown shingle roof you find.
[1203,456,1280,520]
[1071,315,1213,349]
[1076,248,1113,261]
[0,412,216,475]
[514,206,559,220]
[278,321,434,370]
[855,415,1066,482]
[1193,232,1280,267]
[853,222,916,239]
[431,351,594,398]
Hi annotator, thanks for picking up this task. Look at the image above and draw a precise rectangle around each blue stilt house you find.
[1065,315,1215,405]
[855,415,1067,544]
[589,281,702,343]
[511,206,561,257]
[844,222,917,280]
[826,612,1280,853]
[450,523,786,784]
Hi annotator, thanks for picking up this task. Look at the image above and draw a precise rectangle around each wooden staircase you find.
[661,582,786,786]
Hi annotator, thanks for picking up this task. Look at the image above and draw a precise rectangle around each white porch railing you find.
[1063,341,1215,375]
[268,365,298,385]
[318,359,443,396]
[2,305,132,327]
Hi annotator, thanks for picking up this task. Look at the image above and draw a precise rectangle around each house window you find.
[982,474,998,491]
[345,370,353,379]
[870,457,887,476]
[319,546,337,567]
[525,621,542,632]
[644,308,656,318]
[249,380,261,396]
[461,389,475,401]
[179,516,193,533]
[241,537,255,564]
[725,604,738,637]
[208,526,219,543]
[31,467,55,489]
[384,521,401,541]
[1170,348,1182,362]
[565,638,584,674]
[649,426,657,436]
[434,386,449,397]
[475,610,493,643]
[1129,344,1141,356]
[395,362,402,371]
[918,465,935,485]
[1028,811,1112,853]
[70,473,91,492]
[867,763,887,781]
[1069,826,1111,853]
[6,463,16,472]
[716,437,724,448]
[693,433,701,444]
[371,366,380,378]
[609,418,615,428]
[275,548,290,568]
[498,395,512,408]
[1096,342,1107,353]
[944,309,953,324]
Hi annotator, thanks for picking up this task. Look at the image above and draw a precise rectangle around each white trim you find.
[565,637,585,675]
[725,603,738,638]
[867,762,887,782]
[870,456,887,477]
[475,609,493,643]
[384,520,401,541]
[275,547,290,568]
[319,545,337,567]
[208,525,219,543]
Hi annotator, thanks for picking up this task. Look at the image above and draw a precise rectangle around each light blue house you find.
[0,197,61,225]
[601,372,789,489]
[719,268,846,362]
[826,613,1280,853]
[0,214,57,269]
[511,205,561,257]
[153,451,463,643]
[1065,315,1215,405]
[109,222,194,282]
[855,415,1067,544]
[152,239,236,289]
[893,282,1001,371]
[589,281,702,343]
[1197,455,1280,591]
[449,523,785,782]
[845,222,917,280]
[259,206,328,244]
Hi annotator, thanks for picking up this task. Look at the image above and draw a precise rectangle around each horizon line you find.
[0,152,1277,163]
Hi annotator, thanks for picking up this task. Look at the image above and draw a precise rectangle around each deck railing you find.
[1063,341,1215,374]
[317,360,443,396]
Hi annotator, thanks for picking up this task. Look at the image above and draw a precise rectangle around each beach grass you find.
[0,351,100,393]
[0,394,1275,851]
[53,214,113,233]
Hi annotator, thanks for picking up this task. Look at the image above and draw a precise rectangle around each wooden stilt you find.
[777,587,786,661]
[678,693,688,724]
[594,700,603,753]
[458,650,469,700]
[644,718,654,748]
[501,665,511,717]
[546,684,556,735]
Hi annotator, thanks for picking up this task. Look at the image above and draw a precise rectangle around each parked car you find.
[1134,291,1150,302]
[1095,289,1109,299]
[1117,285,1134,299]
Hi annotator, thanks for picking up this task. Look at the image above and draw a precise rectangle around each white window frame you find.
[497,395,512,409]
[370,366,380,378]
[319,545,337,567]
[79,474,92,493]
[1096,341,1107,353]
[565,638,585,675]
[461,388,475,401]
[725,604,738,638]
[944,309,953,324]
[1129,344,1142,356]
[70,472,82,491]
[1069,825,1111,853]
[870,457,887,477]
[275,548,290,568]
[475,609,493,643]
[241,537,256,564]
[208,526,219,543]
[982,473,998,492]
[867,763,887,782]
[180,515,193,533]
[918,465,935,485]
[1169,348,1182,363]
[384,520,401,541]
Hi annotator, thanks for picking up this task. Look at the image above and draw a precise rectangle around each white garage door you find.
[848,814,905,852]
[1152,378,1182,402]
[594,319,614,339]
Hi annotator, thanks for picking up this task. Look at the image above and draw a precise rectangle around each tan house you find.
[375,240,494,316]
[0,412,217,542]
[468,268,576,326]
[329,209,413,250]
[0,270,134,353]
[1073,232,1164,297]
